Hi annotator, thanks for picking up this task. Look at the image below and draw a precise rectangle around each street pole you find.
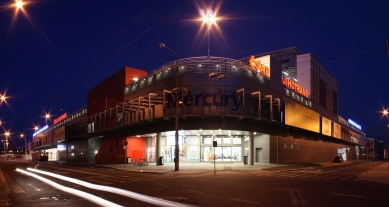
[207,28,210,60]
[159,43,179,171]
[367,148,369,174]
[174,59,179,171]
[214,147,216,175]
[277,136,279,168]
[66,126,68,163]
[25,137,27,160]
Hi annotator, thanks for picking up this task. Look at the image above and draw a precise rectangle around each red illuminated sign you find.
[282,77,308,98]
[54,113,68,124]
[249,55,270,78]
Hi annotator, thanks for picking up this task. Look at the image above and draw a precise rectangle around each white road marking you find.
[154,183,167,187]
[326,176,340,179]
[28,183,41,191]
[229,198,260,205]
[340,176,350,180]
[183,189,203,194]
[311,175,327,179]
[331,193,366,198]
[299,175,315,178]
[274,188,301,192]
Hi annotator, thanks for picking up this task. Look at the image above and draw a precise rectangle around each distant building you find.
[362,138,385,160]
[384,146,389,160]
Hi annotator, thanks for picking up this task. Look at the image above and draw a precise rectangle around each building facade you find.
[31,47,368,166]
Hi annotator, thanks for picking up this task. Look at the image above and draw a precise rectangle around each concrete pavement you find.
[357,162,389,185]
[103,161,389,185]
[0,169,9,207]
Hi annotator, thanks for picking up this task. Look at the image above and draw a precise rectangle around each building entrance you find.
[202,146,241,162]
[255,148,262,163]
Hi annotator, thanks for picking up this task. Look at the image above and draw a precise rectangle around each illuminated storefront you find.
[144,130,247,163]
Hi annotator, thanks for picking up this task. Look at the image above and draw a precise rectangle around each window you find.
[71,153,75,156]
[223,137,231,144]
[203,137,212,144]
[284,143,293,149]
[214,138,221,144]
[233,137,241,144]
[71,145,74,149]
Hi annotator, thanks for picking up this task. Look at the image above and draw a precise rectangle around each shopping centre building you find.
[31,47,367,165]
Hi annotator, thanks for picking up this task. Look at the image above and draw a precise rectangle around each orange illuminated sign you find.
[54,113,67,124]
[282,77,308,98]
[249,55,270,78]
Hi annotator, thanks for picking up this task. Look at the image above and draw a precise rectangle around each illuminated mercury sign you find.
[348,119,361,130]
[33,125,48,137]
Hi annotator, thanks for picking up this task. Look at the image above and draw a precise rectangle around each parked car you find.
[333,156,344,163]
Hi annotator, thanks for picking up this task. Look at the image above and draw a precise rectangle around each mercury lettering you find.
[166,94,242,111]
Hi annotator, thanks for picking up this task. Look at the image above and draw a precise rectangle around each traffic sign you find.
[122,140,128,146]
[364,140,372,149]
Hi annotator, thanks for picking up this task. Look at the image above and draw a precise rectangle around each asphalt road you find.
[1,160,388,207]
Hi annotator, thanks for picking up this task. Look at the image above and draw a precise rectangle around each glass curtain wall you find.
[154,130,247,163]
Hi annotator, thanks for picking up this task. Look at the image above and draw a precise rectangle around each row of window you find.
[283,143,302,150]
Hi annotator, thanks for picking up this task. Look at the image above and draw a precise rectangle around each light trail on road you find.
[16,168,122,207]
[26,168,193,207]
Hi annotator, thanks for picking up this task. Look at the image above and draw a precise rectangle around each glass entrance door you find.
[202,146,242,162]
[215,147,232,162]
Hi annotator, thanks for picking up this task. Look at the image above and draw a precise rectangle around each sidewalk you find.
[102,161,348,174]
[0,169,9,207]
[102,161,389,185]
[358,162,389,184]
[37,159,389,184]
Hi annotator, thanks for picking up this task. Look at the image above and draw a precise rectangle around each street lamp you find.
[0,94,5,103]
[20,134,27,160]
[159,42,179,171]
[200,8,218,60]
[45,113,50,125]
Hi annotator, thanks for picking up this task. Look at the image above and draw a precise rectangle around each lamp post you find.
[200,9,217,60]
[159,42,179,171]
[20,134,27,160]
[45,113,50,126]
[4,132,9,151]
[60,108,69,163]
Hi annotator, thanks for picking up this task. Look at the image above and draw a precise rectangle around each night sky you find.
[1,0,388,148]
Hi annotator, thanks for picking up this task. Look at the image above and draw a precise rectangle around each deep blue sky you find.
[1,0,388,148]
